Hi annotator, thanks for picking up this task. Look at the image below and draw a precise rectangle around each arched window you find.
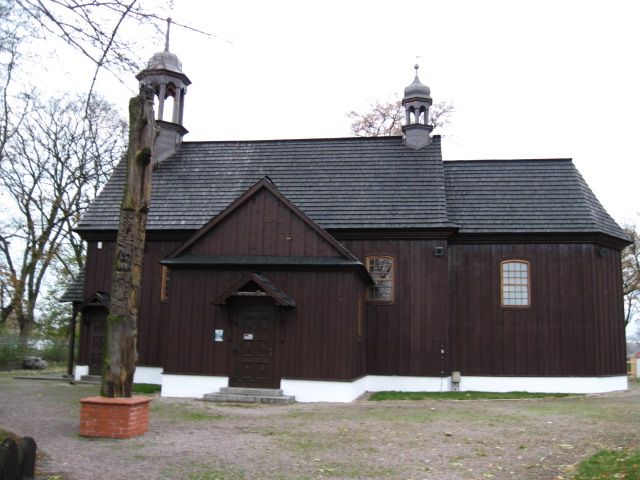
[408,106,416,124]
[500,260,530,307]
[365,256,394,303]
[419,106,427,124]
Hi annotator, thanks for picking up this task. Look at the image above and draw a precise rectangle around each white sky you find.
[17,0,639,333]
[45,0,639,225]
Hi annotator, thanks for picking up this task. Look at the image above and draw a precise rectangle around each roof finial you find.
[164,17,172,52]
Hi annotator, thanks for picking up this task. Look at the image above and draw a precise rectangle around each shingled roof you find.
[443,159,627,239]
[59,271,85,303]
[77,136,626,242]
[78,136,452,232]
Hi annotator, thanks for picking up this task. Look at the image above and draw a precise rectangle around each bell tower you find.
[136,18,191,165]
[401,65,433,150]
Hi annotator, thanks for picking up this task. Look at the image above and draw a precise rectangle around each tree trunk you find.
[16,303,33,348]
[101,87,156,398]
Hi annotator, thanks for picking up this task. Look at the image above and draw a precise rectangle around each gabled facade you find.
[65,47,630,402]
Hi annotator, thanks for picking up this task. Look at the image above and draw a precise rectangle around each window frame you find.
[500,259,531,309]
[160,265,170,302]
[365,255,395,304]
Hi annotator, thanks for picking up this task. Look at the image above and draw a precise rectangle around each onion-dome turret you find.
[401,64,433,150]
[135,18,191,165]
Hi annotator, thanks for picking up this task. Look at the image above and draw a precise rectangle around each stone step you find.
[219,387,284,397]
[203,392,295,405]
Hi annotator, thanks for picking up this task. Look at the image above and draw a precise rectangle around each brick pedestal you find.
[79,396,152,439]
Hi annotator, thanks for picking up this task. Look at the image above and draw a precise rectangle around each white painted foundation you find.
[281,377,368,403]
[458,375,628,394]
[366,375,452,393]
[282,375,627,402]
[74,364,89,381]
[161,374,228,398]
[134,366,163,385]
[156,373,628,402]
[282,375,452,403]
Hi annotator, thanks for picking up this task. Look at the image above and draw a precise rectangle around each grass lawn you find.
[2,377,637,479]
[574,447,640,479]
[369,390,575,401]
[132,383,162,395]
[0,428,15,442]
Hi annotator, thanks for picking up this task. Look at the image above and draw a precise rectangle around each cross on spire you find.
[164,17,172,52]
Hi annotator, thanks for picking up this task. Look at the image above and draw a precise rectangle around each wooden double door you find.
[230,299,278,389]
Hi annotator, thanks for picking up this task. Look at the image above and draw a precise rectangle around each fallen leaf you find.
[557,444,575,450]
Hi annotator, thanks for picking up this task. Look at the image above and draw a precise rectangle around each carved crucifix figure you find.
[102,87,156,397]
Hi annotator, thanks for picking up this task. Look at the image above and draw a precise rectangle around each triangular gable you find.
[79,291,110,311]
[213,272,296,307]
[167,177,359,262]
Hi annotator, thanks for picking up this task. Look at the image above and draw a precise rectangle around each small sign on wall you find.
[214,329,224,342]
[243,333,254,340]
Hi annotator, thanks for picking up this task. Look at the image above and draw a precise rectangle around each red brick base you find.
[79,396,152,439]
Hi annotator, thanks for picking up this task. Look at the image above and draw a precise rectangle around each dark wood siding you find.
[161,268,365,381]
[80,232,626,381]
[77,313,91,365]
[81,183,368,381]
[449,242,626,376]
[82,239,181,367]
[83,241,116,299]
[341,239,449,377]
[185,188,342,257]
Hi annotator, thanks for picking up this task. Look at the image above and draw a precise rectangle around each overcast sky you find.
[48,0,639,225]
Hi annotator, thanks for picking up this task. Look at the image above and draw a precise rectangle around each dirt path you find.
[1,375,638,479]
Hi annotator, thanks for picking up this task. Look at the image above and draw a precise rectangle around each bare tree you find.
[622,224,640,329]
[0,94,126,340]
[348,98,454,137]
[9,0,170,99]
[0,1,35,163]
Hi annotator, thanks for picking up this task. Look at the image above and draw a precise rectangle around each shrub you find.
[0,336,68,368]
[38,339,68,363]
[0,337,32,369]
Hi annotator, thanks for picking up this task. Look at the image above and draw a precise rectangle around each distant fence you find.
[0,336,69,370]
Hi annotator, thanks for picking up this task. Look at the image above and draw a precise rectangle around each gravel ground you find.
[1,374,638,480]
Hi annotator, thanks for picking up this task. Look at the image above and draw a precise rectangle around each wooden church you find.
[64,42,629,402]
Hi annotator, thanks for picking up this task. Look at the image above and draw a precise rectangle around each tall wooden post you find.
[101,86,156,398]
[66,304,78,376]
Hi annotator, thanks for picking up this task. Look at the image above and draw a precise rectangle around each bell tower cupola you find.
[401,64,433,150]
[136,18,191,165]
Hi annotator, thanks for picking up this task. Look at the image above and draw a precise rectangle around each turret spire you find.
[164,17,172,52]
[136,22,191,166]
[401,64,433,150]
